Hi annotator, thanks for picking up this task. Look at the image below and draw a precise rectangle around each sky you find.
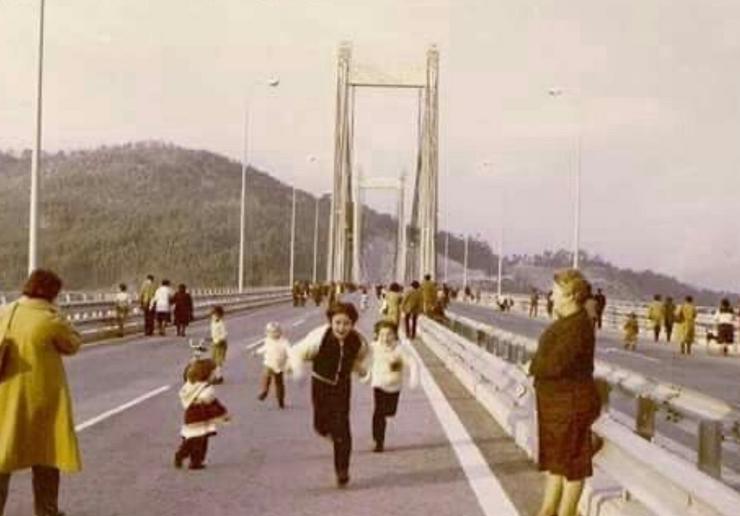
[1,0,739,291]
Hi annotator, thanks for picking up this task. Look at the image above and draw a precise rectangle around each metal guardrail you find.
[419,315,740,516]
[1,287,291,342]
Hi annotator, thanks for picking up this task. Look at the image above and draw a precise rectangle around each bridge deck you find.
[5,300,541,515]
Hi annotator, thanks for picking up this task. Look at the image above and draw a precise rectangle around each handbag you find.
[0,302,20,380]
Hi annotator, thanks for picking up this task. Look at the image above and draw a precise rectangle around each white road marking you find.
[406,345,520,516]
[75,385,171,432]
[244,338,264,351]
[600,347,661,363]
[291,317,306,327]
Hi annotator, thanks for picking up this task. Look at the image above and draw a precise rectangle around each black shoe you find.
[336,471,350,487]
[174,454,183,469]
[373,442,384,453]
[257,392,267,401]
[189,463,206,470]
[278,400,285,409]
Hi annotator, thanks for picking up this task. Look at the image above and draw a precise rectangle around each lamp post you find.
[28,0,46,274]
[238,77,280,291]
[463,234,469,291]
[548,88,582,270]
[307,156,322,285]
[289,186,297,286]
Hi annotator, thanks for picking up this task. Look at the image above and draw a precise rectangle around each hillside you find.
[0,143,735,305]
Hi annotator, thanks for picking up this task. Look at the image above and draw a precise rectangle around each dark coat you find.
[173,291,194,325]
[530,309,601,480]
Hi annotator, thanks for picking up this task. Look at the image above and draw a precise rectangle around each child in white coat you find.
[363,320,419,452]
[254,322,291,408]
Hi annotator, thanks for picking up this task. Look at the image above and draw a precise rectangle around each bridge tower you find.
[327,43,439,284]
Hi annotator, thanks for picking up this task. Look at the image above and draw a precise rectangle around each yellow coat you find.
[677,303,698,344]
[0,297,82,473]
[421,280,437,313]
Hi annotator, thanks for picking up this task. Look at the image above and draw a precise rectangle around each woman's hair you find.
[411,280,420,289]
[23,269,63,302]
[720,298,732,311]
[553,269,590,306]
[374,320,399,338]
[119,283,127,291]
[326,302,359,324]
[212,305,225,317]
[389,282,402,293]
[186,358,217,383]
[178,283,186,291]
[162,279,171,286]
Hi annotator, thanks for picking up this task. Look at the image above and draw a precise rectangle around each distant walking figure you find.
[529,288,540,318]
[139,274,157,336]
[594,288,606,329]
[708,298,735,356]
[623,313,639,351]
[401,281,423,339]
[663,296,676,342]
[676,296,697,355]
[114,283,132,337]
[255,322,291,408]
[647,294,664,342]
[210,306,228,383]
[530,269,601,516]
[150,279,174,336]
[172,284,194,337]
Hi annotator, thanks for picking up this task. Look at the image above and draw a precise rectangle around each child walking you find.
[623,312,639,351]
[210,306,228,384]
[364,320,419,452]
[289,302,369,488]
[255,322,291,408]
[175,358,230,470]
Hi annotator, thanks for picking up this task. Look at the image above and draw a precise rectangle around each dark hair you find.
[326,302,359,324]
[374,320,399,337]
[424,274,431,281]
[553,269,590,306]
[685,296,693,303]
[411,280,420,289]
[22,269,63,302]
[654,294,662,301]
[212,305,225,317]
[186,358,217,383]
[178,283,187,291]
[162,279,171,286]
[118,283,127,291]
[389,282,402,293]
[146,274,154,281]
[720,298,731,310]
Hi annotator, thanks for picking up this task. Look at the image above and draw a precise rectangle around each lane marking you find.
[600,348,661,363]
[244,338,264,351]
[291,317,306,327]
[406,344,520,516]
[75,385,171,432]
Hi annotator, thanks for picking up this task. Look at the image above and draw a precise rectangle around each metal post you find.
[463,234,469,290]
[698,420,722,478]
[497,228,504,298]
[635,396,656,441]
[397,175,406,283]
[28,0,46,274]
[352,167,361,284]
[573,128,582,269]
[312,196,319,283]
[444,231,449,284]
[238,103,249,292]
[327,191,335,282]
[289,187,296,286]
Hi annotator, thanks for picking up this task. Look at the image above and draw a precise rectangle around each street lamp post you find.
[238,77,280,292]
[312,195,319,283]
[548,88,582,270]
[289,186,297,287]
[28,0,46,274]
[463,234,469,291]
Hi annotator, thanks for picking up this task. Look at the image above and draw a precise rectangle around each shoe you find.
[174,454,183,469]
[189,463,207,470]
[373,442,384,453]
[336,471,350,487]
[257,392,267,401]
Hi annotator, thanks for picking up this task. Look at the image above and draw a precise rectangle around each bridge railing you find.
[420,313,740,516]
[1,287,291,342]
[471,292,736,354]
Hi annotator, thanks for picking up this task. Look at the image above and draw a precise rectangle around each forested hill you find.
[0,142,734,305]
[0,142,393,290]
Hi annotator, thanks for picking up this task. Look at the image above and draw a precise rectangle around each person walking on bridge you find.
[139,274,157,336]
[529,269,601,516]
[173,284,194,337]
[647,294,665,342]
[150,279,174,336]
[382,283,403,327]
[663,296,676,342]
[594,288,606,329]
[421,274,437,315]
[529,288,540,318]
[676,296,697,355]
[0,269,82,516]
[401,281,423,339]
[709,298,735,356]
[289,302,369,487]
[114,283,131,337]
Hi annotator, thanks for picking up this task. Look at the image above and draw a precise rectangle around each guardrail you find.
[2,287,291,343]
[419,314,740,515]
[472,293,738,355]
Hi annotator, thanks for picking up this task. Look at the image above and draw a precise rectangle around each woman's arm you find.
[288,325,327,378]
[49,313,82,355]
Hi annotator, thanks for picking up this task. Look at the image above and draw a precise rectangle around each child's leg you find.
[175,437,193,467]
[372,388,386,449]
[258,369,272,400]
[275,372,285,407]
[190,436,208,468]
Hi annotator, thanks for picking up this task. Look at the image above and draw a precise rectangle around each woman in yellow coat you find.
[0,269,82,516]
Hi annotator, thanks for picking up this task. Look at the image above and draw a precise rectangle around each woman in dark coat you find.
[172,284,194,337]
[529,269,602,516]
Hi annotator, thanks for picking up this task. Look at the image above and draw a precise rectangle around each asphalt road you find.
[4,298,539,516]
